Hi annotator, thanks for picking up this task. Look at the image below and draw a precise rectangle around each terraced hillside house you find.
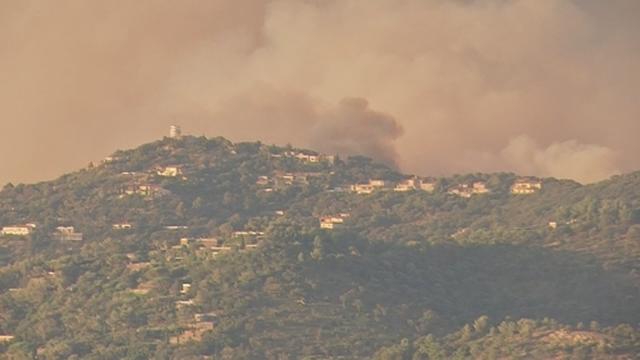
[511,178,543,194]
[0,223,36,236]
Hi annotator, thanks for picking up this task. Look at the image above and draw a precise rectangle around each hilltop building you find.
[169,125,182,139]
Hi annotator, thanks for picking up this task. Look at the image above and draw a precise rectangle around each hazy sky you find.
[1,0,639,184]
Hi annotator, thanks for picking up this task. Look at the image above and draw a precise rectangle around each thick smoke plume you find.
[1,0,639,184]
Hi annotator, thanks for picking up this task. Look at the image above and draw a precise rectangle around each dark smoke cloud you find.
[310,98,403,168]
[204,88,403,167]
[1,0,639,184]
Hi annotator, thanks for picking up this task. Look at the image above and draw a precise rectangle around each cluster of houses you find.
[170,232,263,256]
[348,177,544,198]
[319,213,351,230]
[0,224,83,241]
[355,178,438,194]
[350,178,437,195]
[175,237,232,255]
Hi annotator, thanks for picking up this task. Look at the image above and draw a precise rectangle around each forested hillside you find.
[1,136,639,359]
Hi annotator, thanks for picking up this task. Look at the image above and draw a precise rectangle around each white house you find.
[511,178,543,195]
[157,166,183,177]
[1,224,36,236]
[369,179,388,188]
[169,125,182,139]
[112,223,133,230]
[472,182,490,194]
[181,283,192,294]
[419,180,436,192]
[320,213,350,230]
[394,178,418,192]
[351,183,375,195]
[448,185,473,198]
[53,226,83,241]
[0,335,15,343]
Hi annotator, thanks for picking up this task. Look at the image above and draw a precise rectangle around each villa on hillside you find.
[320,213,350,230]
[233,231,265,238]
[448,185,474,198]
[120,183,169,198]
[351,179,391,194]
[511,178,543,195]
[394,178,418,192]
[195,238,221,249]
[448,182,490,198]
[273,172,320,187]
[130,281,154,295]
[0,335,15,343]
[256,175,271,186]
[53,226,83,241]
[369,179,388,188]
[102,156,120,164]
[1,223,36,237]
[164,225,189,232]
[126,262,151,272]
[157,166,183,177]
[189,237,232,255]
[112,223,133,230]
[419,179,437,192]
[393,177,437,192]
[351,183,375,195]
[180,283,192,294]
[472,182,489,194]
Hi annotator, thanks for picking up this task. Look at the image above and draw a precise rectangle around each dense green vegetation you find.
[1,136,639,359]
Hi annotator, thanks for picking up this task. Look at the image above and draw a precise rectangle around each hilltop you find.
[1,135,639,359]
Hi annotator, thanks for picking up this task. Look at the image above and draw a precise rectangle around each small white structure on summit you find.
[169,125,182,139]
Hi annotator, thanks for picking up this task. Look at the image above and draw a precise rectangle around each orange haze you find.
[1,0,639,184]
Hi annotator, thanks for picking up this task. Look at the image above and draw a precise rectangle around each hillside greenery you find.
[0,136,639,359]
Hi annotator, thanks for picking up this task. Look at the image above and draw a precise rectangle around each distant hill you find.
[1,135,639,359]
